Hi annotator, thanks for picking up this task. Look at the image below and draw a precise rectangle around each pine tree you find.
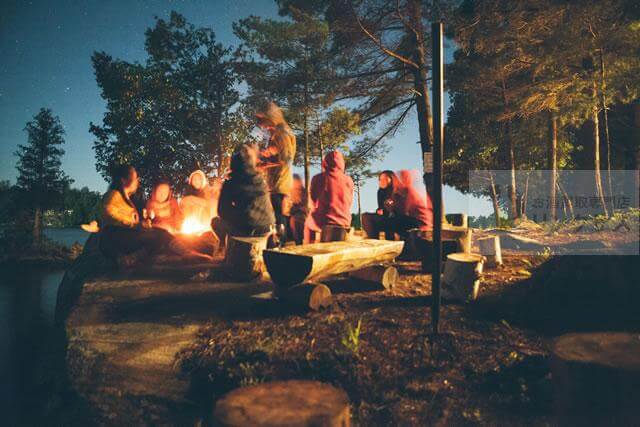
[15,108,71,243]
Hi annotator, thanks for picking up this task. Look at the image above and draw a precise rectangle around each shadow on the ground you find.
[472,255,640,335]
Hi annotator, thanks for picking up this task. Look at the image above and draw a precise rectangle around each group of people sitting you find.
[93,101,433,267]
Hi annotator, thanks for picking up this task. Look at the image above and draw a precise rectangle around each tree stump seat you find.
[214,380,351,427]
[224,234,270,281]
[441,253,485,302]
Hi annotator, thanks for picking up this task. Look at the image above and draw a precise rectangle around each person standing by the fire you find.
[255,101,296,241]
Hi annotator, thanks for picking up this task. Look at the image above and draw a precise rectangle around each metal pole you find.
[431,21,444,334]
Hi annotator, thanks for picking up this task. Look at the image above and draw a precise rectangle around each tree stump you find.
[224,235,269,281]
[349,265,398,290]
[321,224,350,243]
[441,253,485,302]
[278,282,333,311]
[551,332,640,425]
[446,213,468,228]
[478,236,502,267]
[214,380,350,427]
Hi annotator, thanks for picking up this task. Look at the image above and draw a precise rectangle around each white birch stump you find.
[551,332,640,425]
[441,253,485,302]
[349,265,399,290]
[224,235,269,281]
[214,380,350,427]
[478,236,502,267]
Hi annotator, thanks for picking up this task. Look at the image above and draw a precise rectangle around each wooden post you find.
[478,236,502,267]
[214,380,350,427]
[431,21,444,334]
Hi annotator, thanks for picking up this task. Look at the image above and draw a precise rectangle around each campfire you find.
[180,216,211,235]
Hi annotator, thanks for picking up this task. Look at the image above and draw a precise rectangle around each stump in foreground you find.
[263,239,404,288]
[551,332,640,425]
[214,380,350,427]
[224,235,269,281]
[441,253,484,302]
[279,282,333,311]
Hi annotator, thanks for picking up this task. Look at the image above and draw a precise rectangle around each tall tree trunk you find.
[592,96,609,217]
[500,75,517,220]
[408,0,433,155]
[521,173,530,219]
[33,205,42,244]
[548,112,558,221]
[356,179,362,228]
[599,49,615,215]
[303,114,311,204]
[489,173,501,227]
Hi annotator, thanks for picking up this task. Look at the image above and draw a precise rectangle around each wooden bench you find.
[409,223,472,272]
[263,239,404,288]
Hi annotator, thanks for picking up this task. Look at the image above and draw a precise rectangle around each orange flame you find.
[180,216,210,235]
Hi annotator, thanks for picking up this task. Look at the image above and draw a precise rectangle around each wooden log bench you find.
[551,332,640,425]
[214,380,351,427]
[263,239,404,288]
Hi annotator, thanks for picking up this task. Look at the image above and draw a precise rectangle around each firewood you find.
[214,380,350,427]
[263,239,404,288]
[349,265,399,290]
[551,332,640,425]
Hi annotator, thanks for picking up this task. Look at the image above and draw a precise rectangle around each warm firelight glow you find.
[180,216,210,235]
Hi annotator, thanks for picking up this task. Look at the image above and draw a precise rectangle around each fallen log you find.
[278,282,333,311]
[214,380,350,427]
[441,253,485,302]
[263,239,404,288]
[349,265,398,290]
[478,236,502,267]
[551,332,640,425]
[224,235,269,281]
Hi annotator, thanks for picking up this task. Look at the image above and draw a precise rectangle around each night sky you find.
[0,0,490,215]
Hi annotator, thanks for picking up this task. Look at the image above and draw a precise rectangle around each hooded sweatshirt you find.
[256,102,296,195]
[395,170,433,230]
[145,186,182,232]
[218,146,275,233]
[309,151,354,228]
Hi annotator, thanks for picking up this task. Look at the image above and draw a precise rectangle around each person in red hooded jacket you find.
[390,169,433,238]
[304,151,354,243]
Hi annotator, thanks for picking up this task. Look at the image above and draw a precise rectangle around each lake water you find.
[0,228,88,424]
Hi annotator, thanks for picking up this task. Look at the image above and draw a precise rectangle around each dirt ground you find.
[177,244,639,426]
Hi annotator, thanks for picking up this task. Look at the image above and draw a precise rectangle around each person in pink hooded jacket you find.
[304,151,354,243]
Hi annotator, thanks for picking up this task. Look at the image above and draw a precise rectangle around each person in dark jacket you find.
[361,170,398,240]
[212,145,275,246]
